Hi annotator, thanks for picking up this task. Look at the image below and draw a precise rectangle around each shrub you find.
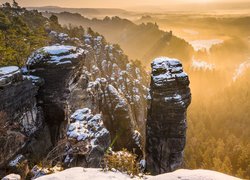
[102,149,140,176]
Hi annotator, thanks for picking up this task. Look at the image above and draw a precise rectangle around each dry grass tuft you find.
[102,149,141,177]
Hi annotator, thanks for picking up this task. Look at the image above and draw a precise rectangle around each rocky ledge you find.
[35,167,240,180]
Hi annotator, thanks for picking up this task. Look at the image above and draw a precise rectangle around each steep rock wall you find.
[81,35,148,153]
[0,66,44,167]
[27,45,86,144]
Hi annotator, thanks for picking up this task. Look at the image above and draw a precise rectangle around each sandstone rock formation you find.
[65,108,110,168]
[101,84,138,151]
[146,57,191,175]
[27,45,87,144]
[0,66,44,168]
[22,30,148,172]
[81,34,148,153]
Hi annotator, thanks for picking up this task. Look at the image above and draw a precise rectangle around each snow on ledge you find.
[27,45,85,66]
[152,57,181,68]
[0,66,22,87]
[151,57,188,86]
[0,66,19,76]
[36,167,240,180]
[42,45,76,55]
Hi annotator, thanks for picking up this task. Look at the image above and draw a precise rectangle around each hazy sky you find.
[1,0,250,8]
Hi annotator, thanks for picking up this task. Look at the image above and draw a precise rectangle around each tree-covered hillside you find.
[42,11,194,66]
[185,70,250,179]
[0,2,53,66]
[0,2,89,67]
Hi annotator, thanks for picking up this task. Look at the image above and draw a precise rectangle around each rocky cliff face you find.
[0,66,44,168]
[27,45,87,144]
[68,33,148,154]
[146,57,191,175]
[22,30,148,172]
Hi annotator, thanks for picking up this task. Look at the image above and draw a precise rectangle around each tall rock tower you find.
[146,57,191,175]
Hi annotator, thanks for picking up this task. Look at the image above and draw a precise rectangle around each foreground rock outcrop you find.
[35,167,240,180]
[0,66,44,168]
[146,57,191,175]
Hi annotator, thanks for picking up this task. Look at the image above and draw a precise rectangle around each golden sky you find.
[0,0,249,8]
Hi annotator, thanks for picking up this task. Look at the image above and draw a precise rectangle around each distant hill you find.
[42,11,194,66]
[26,6,130,17]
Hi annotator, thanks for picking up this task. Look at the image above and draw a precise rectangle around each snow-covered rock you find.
[102,84,140,153]
[81,34,148,154]
[146,57,191,175]
[151,57,188,86]
[27,45,85,66]
[26,43,87,146]
[65,108,110,168]
[0,66,22,87]
[23,32,148,173]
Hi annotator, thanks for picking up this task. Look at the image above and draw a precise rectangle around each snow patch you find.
[27,45,85,66]
[67,108,109,143]
[0,66,19,75]
[9,154,24,167]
